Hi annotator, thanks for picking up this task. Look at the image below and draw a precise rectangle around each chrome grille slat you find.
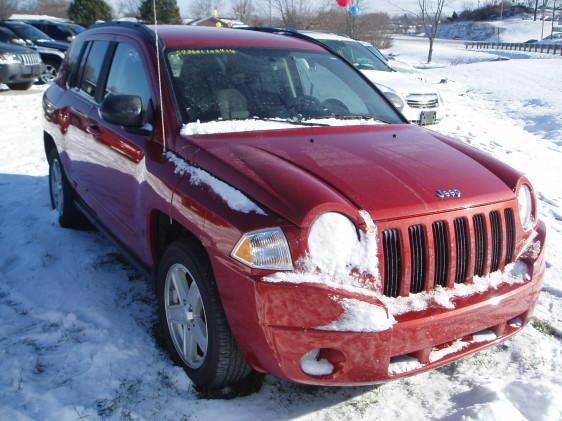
[383,229,401,297]
[473,214,486,277]
[409,224,425,293]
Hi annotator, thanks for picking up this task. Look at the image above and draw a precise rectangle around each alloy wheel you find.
[164,263,208,369]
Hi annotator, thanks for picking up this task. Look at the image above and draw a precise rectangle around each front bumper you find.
[212,221,545,386]
[402,104,444,125]
[0,62,43,84]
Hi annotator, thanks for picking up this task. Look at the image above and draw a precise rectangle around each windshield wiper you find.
[245,116,330,127]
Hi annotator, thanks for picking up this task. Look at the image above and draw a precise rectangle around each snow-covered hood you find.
[177,124,514,226]
[362,69,436,96]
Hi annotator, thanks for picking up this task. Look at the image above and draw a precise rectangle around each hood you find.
[177,124,514,226]
[0,41,36,54]
[362,69,436,96]
[34,39,68,51]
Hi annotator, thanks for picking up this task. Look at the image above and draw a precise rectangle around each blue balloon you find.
[349,5,360,16]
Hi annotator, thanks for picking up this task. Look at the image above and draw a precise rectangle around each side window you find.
[66,39,86,88]
[79,40,109,98]
[104,43,151,111]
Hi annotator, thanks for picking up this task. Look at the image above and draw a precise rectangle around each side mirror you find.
[100,94,144,127]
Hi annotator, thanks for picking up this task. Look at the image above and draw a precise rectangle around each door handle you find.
[86,124,101,138]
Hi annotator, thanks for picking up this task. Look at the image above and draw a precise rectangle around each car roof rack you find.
[87,20,156,42]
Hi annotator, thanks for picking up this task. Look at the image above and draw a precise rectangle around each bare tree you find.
[232,0,253,22]
[418,0,446,63]
[0,0,17,20]
[190,0,224,18]
[272,0,330,28]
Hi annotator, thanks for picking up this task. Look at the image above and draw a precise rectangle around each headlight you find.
[231,227,293,270]
[0,53,21,64]
[308,212,358,274]
[517,184,534,230]
[383,91,404,111]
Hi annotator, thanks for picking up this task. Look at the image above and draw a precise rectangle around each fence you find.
[465,41,562,55]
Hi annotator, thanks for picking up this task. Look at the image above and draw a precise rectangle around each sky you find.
[112,0,486,19]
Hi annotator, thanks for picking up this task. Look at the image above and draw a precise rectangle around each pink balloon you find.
[336,0,351,7]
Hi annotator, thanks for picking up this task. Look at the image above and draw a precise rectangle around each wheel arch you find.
[149,209,211,277]
[44,131,56,161]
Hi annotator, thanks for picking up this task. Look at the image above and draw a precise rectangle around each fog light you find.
[300,349,334,377]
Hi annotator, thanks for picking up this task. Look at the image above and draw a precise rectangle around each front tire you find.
[38,58,59,84]
[48,149,86,228]
[156,240,252,390]
[7,81,33,90]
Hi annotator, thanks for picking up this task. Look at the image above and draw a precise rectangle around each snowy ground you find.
[1,42,561,420]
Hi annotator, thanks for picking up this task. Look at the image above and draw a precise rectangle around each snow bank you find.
[181,118,383,135]
[381,261,531,316]
[165,152,265,215]
[317,297,395,332]
[299,349,334,376]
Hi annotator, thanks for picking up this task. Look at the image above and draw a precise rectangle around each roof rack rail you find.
[87,20,156,41]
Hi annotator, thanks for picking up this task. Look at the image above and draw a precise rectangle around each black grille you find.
[432,221,448,288]
[454,218,468,284]
[473,214,486,277]
[504,209,515,264]
[383,229,402,297]
[409,224,425,293]
[490,211,502,272]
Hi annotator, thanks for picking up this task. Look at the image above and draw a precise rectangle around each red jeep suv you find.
[42,23,546,390]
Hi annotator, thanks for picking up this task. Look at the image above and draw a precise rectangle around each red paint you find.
[43,25,546,385]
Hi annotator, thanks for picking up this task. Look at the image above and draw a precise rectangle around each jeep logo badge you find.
[436,189,462,198]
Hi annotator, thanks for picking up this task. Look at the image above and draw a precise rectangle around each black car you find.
[0,21,67,84]
[23,20,85,43]
[0,21,69,52]
[0,42,42,90]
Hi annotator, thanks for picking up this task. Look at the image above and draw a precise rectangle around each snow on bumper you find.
[246,223,546,385]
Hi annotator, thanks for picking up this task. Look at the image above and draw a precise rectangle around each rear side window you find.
[66,40,86,88]
[104,43,151,110]
[79,40,109,98]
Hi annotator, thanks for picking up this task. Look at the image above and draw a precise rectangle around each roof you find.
[150,26,325,50]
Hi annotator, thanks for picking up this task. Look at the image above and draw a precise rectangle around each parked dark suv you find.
[0,21,67,83]
[23,19,84,43]
[43,23,545,390]
[0,41,42,89]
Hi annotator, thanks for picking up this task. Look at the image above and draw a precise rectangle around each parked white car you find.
[303,32,445,125]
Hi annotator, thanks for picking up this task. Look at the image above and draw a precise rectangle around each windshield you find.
[166,47,402,125]
[6,22,52,41]
[65,23,84,34]
[320,39,392,72]
[363,44,389,63]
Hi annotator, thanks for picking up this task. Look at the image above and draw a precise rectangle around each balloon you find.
[349,5,359,16]
[336,0,351,7]
[211,8,218,17]
[215,21,223,28]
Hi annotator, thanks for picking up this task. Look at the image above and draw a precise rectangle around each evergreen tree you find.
[139,0,182,24]
[67,0,112,25]
[451,11,459,21]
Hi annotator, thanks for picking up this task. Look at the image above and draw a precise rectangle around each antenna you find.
[153,0,167,152]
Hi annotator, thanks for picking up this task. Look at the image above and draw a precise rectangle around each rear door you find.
[82,38,154,254]
[61,38,112,209]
